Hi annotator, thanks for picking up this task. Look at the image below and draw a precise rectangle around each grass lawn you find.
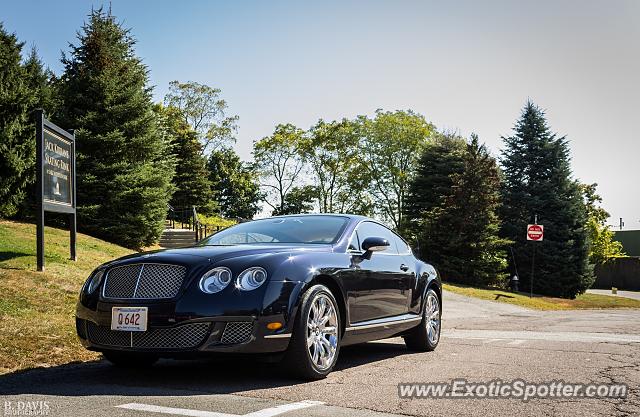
[0,220,133,374]
[443,282,640,310]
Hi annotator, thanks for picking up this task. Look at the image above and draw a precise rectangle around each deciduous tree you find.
[164,81,238,155]
[302,119,372,215]
[359,110,434,230]
[580,183,625,265]
[253,124,306,214]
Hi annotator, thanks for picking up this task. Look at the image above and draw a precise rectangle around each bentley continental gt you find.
[76,214,441,379]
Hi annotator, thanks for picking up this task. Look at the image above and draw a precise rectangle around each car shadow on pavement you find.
[0,340,412,397]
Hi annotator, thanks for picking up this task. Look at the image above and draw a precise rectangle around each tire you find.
[284,284,341,380]
[404,288,441,352]
[102,350,159,368]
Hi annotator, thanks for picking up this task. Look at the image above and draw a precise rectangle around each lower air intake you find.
[86,322,210,349]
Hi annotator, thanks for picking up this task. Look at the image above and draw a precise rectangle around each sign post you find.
[526,217,544,298]
[35,109,77,271]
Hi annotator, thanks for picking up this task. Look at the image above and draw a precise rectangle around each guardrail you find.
[166,205,225,242]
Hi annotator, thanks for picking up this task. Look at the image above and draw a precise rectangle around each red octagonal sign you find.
[527,224,544,241]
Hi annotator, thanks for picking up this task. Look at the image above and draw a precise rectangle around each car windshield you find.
[202,216,349,245]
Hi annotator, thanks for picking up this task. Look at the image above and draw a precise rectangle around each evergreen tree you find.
[208,148,261,219]
[156,105,214,213]
[404,133,508,286]
[56,9,174,249]
[0,26,53,217]
[500,101,592,298]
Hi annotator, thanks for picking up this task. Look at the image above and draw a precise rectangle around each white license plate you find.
[111,307,148,332]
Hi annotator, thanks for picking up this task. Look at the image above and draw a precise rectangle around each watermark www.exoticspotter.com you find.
[398,379,628,402]
[4,401,50,416]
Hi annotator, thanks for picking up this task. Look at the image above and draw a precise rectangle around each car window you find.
[202,215,349,245]
[347,231,360,251]
[391,233,412,255]
[355,221,399,254]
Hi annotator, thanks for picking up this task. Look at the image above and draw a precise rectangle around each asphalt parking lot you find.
[1,291,638,417]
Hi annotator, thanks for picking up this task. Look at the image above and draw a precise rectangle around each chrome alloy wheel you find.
[306,293,339,371]
[425,291,441,345]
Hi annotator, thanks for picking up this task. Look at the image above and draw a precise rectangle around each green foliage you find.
[0,26,55,218]
[208,148,261,219]
[359,110,434,229]
[500,101,592,298]
[56,9,174,249]
[272,185,316,215]
[301,119,373,215]
[404,133,508,286]
[253,124,306,214]
[164,80,238,154]
[156,104,215,213]
[580,183,625,264]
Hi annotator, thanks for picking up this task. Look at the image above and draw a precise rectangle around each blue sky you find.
[3,0,639,228]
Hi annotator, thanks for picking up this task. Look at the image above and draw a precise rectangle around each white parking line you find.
[482,338,504,344]
[116,400,325,417]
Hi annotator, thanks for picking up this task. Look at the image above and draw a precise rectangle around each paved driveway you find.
[1,290,638,417]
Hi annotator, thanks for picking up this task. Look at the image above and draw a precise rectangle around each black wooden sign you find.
[35,109,77,271]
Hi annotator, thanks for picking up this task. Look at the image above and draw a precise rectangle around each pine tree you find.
[208,148,261,220]
[500,101,592,298]
[404,133,508,286]
[56,9,174,249]
[156,105,214,213]
[0,26,53,217]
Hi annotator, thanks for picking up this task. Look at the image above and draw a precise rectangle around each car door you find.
[346,221,413,323]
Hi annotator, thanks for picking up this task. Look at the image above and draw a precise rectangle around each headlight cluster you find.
[198,266,268,294]
[199,267,232,294]
[85,269,104,294]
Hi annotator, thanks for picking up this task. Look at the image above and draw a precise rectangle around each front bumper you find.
[75,280,303,355]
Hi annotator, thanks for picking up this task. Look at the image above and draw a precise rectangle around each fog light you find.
[266,322,283,330]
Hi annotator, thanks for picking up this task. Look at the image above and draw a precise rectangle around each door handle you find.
[400,264,409,272]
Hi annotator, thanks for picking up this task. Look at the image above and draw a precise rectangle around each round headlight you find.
[199,267,233,294]
[86,270,104,294]
[236,267,268,291]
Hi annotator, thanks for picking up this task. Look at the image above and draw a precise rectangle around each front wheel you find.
[284,284,341,380]
[404,288,441,351]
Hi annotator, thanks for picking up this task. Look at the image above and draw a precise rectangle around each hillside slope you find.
[0,220,133,373]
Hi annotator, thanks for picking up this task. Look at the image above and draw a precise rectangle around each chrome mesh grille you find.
[87,323,131,347]
[86,322,210,349]
[220,321,253,344]
[103,265,141,298]
[102,263,186,299]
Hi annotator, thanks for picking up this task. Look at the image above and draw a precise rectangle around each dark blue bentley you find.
[76,214,441,379]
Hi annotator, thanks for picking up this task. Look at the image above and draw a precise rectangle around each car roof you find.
[258,213,372,223]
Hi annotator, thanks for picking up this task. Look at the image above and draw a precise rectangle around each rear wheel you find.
[404,288,441,351]
[102,351,158,368]
[285,284,341,380]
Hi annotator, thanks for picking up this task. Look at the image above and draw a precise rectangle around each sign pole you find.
[530,214,538,298]
[34,109,77,271]
[530,242,536,298]
[69,129,77,261]
[35,109,45,272]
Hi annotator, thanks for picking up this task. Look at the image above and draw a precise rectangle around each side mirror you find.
[361,237,390,253]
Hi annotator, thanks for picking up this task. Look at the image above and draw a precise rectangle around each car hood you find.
[105,244,333,267]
